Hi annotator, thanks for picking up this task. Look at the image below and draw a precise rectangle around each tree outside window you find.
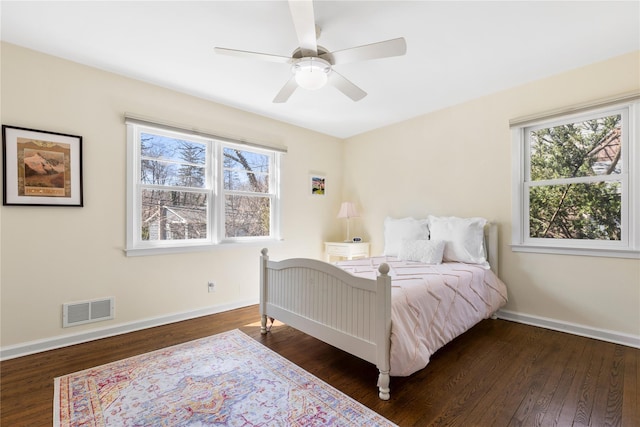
[139,133,208,242]
[222,147,272,238]
[527,114,622,241]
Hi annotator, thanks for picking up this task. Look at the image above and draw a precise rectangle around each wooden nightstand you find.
[324,241,370,262]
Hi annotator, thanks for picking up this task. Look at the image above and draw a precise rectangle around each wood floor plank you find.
[1,305,639,427]
[622,346,639,427]
[552,335,615,427]
[470,325,552,426]
[539,336,590,427]
[589,344,624,427]
[416,338,513,426]
[606,345,628,427]
[425,322,533,426]
[573,338,605,426]
[506,328,569,427]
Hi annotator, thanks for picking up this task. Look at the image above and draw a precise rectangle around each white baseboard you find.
[497,309,640,349]
[4,303,637,360]
[0,299,258,361]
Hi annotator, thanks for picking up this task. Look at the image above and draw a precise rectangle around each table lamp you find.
[337,202,360,242]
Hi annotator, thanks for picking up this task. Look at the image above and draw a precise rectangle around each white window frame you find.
[511,98,640,259]
[125,118,283,256]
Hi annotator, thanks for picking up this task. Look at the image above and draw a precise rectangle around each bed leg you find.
[261,315,268,334]
[377,370,391,400]
[261,316,276,334]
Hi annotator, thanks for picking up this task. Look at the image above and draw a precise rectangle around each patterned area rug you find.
[54,329,396,426]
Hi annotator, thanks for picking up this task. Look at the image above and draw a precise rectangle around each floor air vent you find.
[63,297,114,327]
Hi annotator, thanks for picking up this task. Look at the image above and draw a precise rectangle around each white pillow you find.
[383,217,429,257]
[427,215,489,268]
[398,239,445,264]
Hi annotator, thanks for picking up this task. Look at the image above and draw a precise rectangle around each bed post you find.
[260,248,269,334]
[375,263,392,400]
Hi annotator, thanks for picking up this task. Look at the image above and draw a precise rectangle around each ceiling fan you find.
[214,0,407,103]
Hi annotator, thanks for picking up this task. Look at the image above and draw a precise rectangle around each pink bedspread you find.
[336,256,508,377]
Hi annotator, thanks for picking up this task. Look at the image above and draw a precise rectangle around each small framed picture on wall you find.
[2,125,83,206]
[310,174,325,196]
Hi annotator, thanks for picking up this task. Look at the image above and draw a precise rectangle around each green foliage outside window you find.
[528,114,622,240]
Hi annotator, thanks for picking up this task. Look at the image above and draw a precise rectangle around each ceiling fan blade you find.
[288,0,317,56]
[273,76,299,103]
[321,37,407,65]
[328,71,367,102]
[214,47,292,64]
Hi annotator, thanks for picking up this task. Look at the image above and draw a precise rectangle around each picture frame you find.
[310,174,326,196]
[2,125,83,206]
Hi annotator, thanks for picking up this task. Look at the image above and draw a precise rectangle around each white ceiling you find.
[1,1,638,138]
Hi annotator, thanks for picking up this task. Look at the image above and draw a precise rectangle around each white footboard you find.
[260,248,392,400]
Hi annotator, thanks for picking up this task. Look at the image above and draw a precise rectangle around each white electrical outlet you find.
[208,281,215,293]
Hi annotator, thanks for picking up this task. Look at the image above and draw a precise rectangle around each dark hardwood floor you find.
[1,305,638,426]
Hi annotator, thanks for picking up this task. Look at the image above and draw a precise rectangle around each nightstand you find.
[324,241,370,262]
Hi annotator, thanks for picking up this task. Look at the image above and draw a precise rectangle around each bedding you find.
[336,256,508,377]
[397,239,445,264]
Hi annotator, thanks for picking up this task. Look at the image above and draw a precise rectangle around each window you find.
[126,119,282,255]
[511,98,639,258]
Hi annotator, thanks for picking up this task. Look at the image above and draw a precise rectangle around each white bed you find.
[259,216,508,400]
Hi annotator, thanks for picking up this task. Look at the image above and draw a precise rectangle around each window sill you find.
[125,239,283,257]
[511,244,640,259]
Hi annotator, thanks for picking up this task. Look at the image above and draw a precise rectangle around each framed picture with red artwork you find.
[2,125,83,206]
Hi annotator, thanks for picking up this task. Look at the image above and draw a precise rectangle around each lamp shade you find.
[337,202,360,219]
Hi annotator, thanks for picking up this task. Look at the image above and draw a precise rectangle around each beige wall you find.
[2,42,638,353]
[344,51,640,338]
[0,43,344,348]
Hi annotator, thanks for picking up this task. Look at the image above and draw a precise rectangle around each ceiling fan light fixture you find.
[293,57,331,90]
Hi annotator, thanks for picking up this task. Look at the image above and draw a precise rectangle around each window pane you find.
[529,114,622,181]
[223,170,268,192]
[141,189,208,241]
[223,147,269,192]
[223,147,269,173]
[141,160,205,188]
[140,132,207,188]
[225,195,270,238]
[141,133,206,164]
[529,181,621,240]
